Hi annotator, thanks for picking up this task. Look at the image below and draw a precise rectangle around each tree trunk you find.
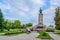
[1,29,3,31]
[8,29,9,31]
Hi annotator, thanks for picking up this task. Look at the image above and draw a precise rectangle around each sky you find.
[0,0,60,26]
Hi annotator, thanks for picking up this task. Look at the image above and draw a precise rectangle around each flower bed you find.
[37,32,54,40]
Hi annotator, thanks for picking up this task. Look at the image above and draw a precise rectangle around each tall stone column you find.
[38,8,43,27]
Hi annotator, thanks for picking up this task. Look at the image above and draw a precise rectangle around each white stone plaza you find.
[0,32,60,40]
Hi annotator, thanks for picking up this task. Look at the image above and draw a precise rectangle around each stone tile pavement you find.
[48,32,60,40]
[0,32,41,40]
[0,32,60,40]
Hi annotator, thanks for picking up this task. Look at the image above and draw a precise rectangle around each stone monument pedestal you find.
[36,25,44,33]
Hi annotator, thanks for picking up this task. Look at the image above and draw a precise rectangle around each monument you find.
[38,8,43,27]
[27,8,44,32]
[36,8,44,32]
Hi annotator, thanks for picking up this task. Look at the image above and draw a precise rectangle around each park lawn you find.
[54,30,60,35]
[0,29,26,36]
[0,29,8,35]
[5,29,26,36]
[37,32,51,39]
[5,31,26,36]
[46,30,54,32]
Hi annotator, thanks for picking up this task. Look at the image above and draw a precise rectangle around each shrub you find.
[54,30,60,34]
[46,30,54,32]
[4,29,26,35]
[37,32,51,39]
[42,32,47,36]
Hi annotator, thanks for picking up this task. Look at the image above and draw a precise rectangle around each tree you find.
[3,20,11,31]
[0,9,3,31]
[54,7,60,30]
[20,24,26,29]
[26,23,32,27]
[6,21,11,31]
[14,20,21,29]
[3,20,7,29]
[3,20,21,30]
[10,22,15,29]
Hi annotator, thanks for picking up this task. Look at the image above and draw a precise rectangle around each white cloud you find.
[30,0,45,4]
[4,16,19,21]
[43,0,60,25]
[50,0,60,7]
[11,0,30,12]
[43,6,55,25]
[0,0,30,20]
[0,0,60,25]
[30,0,45,7]
[0,3,11,10]
[29,0,46,20]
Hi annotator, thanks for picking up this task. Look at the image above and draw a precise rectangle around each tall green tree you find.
[3,20,11,31]
[20,24,26,29]
[54,7,60,30]
[26,23,32,27]
[10,22,15,29]
[0,9,3,31]
[14,20,21,28]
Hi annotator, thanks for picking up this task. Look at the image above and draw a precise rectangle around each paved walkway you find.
[48,32,60,40]
[0,32,41,40]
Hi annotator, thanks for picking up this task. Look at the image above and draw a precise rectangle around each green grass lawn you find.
[37,32,51,39]
[0,29,8,35]
[46,30,54,32]
[0,29,26,36]
[54,30,60,35]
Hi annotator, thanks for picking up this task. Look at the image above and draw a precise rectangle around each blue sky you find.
[0,0,60,26]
